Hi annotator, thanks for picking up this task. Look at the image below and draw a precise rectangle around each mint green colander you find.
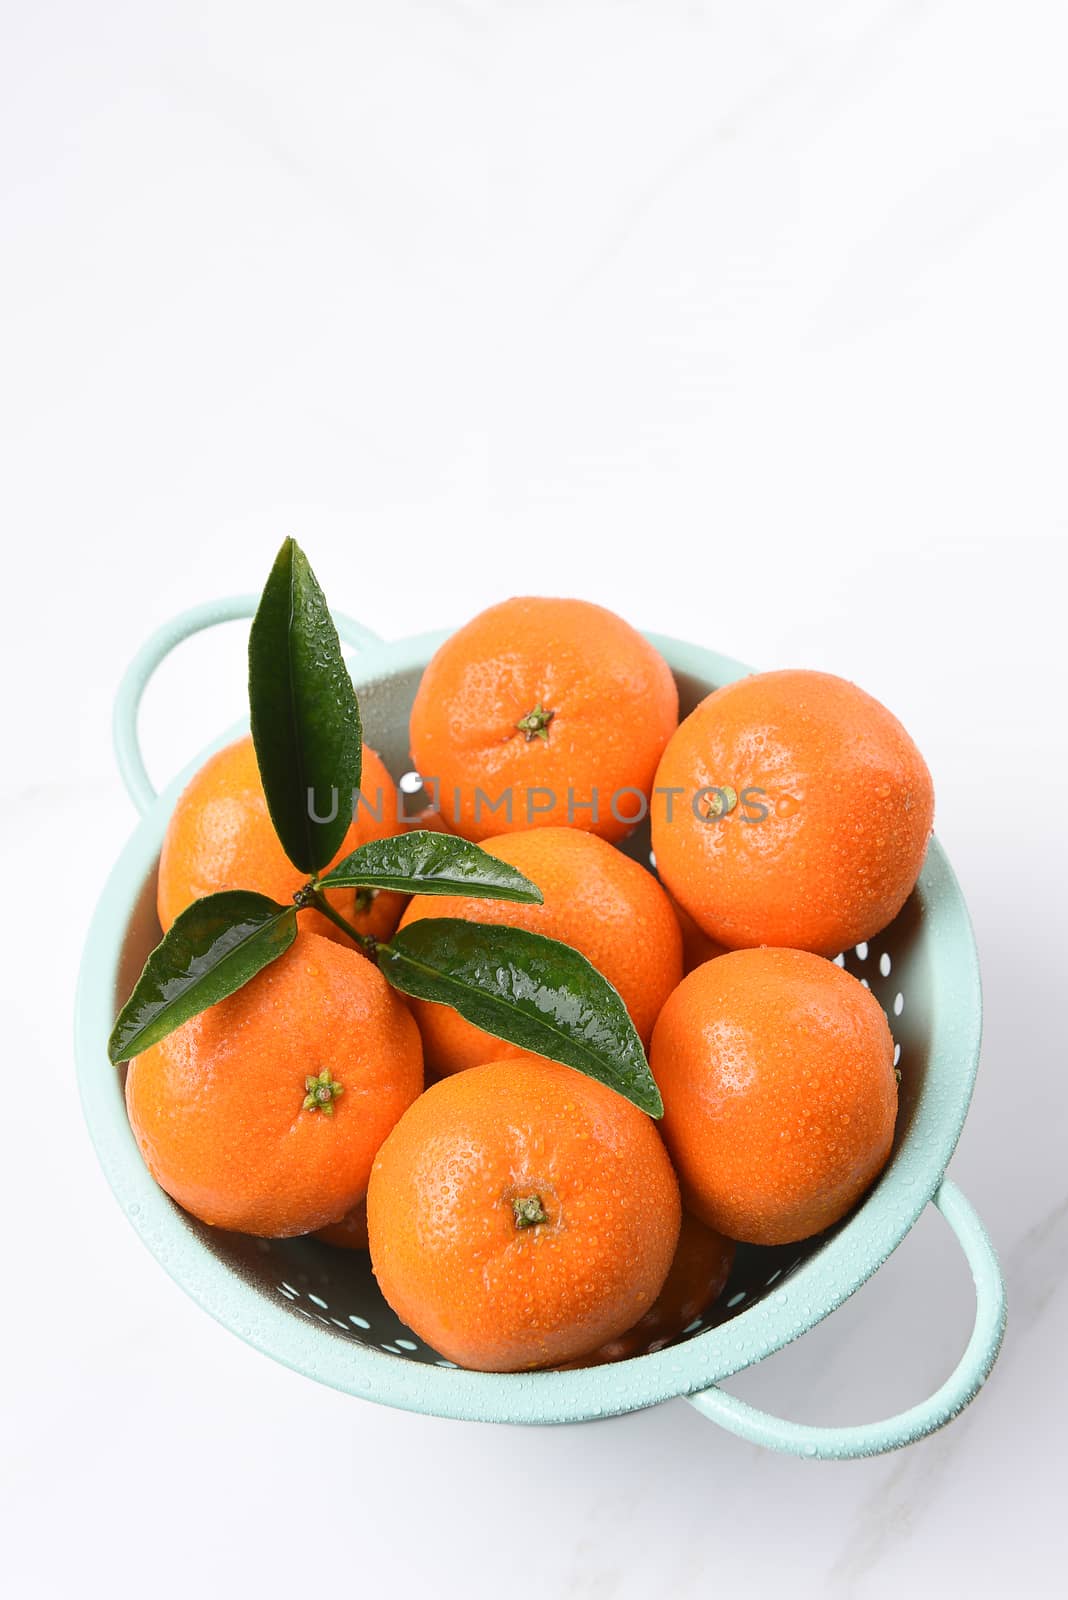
[74,598,1006,1458]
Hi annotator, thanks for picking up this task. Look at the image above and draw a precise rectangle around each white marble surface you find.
[2,3,1066,1594]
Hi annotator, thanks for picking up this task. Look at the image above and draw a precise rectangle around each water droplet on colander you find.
[803,1444,818,1458]
[128,1202,140,1216]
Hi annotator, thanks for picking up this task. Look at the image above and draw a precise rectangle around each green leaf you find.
[378,919,662,1117]
[248,538,362,874]
[319,830,544,903]
[108,891,297,1063]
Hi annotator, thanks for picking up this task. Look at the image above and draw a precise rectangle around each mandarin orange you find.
[156,736,407,946]
[669,896,728,974]
[125,930,423,1237]
[650,669,933,956]
[409,597,677,843]
[566,1212,735,1366]
[650,947,897,1245]
[398,827,682,1075]
[367,1056,681,1371]
[314,1197,369,1250]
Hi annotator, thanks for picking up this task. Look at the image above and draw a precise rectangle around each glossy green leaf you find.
[378,919,662,1116]
[319,830,544,903]
[108,891,297,1063]
[248,538,362,874]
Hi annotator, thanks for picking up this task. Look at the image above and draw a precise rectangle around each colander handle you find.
[685,1179,1006,1459]
[113,594,382,816]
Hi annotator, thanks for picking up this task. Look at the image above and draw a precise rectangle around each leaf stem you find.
[296,883,378,955]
